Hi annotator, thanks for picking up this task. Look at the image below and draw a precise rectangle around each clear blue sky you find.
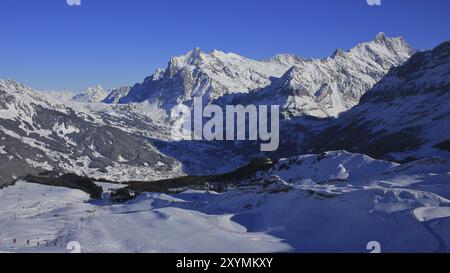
[0,0,449,92]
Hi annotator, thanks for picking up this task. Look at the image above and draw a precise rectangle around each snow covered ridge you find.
[38,85,130,104]
[111,33,413,119]
[304,40,450,162]
[1,151,450,253]
[361,40,450,102]
[217,32,415,118]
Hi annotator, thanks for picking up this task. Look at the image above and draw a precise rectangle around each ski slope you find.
[0,152,449,253]
[0,182,289,253]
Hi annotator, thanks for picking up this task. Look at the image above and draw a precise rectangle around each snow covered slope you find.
[0,181,290,253]
[307,40,450,161]
[0,79,182,185]
[1,151,449,253]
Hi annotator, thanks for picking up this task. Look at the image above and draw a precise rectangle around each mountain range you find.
[1,33,450,253]
[0,33,449,187]
[107,32,414,120]
[308,40,450,161]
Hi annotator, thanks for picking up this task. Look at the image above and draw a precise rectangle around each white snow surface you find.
[1,152,449,253]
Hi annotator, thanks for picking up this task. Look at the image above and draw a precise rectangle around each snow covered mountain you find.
[306,40,450,161]
[218,33,414,118]
[72,85,109,103]
[113,33,413,120]
[0,79,182,186]
[115,48,302,120]
[0,37,444,186]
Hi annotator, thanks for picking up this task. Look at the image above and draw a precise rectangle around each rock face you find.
[0,79,181,186]
[306,40,450,161]
[113,33,413,119]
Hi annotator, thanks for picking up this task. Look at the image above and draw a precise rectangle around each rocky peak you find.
[0,79,32,93]
[375,32,387,42]
[361,40,450,103]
